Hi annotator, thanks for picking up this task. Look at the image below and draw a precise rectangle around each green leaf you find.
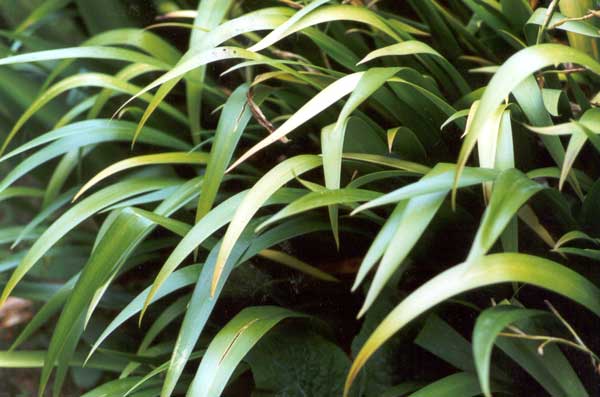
[123,351,204,396]
[258,188,381,233]
[88,265,201,362]
[381,382,424,397]
[0,45,170,69]
[12,188,77,249]
[249,4,401,53]
[353,164,497,213]
[84,29,181,63]
[0,120,190,193]
[187,306,306,397]
[160,229,255,397]
[322,67,400,246]
[342,153,430,174]
[130,208,193,238]
[44,177,201,396]
[0,350,125,372]
[472,305,547,397]
[513,76,569,183]
[130,8,293,142]
[466,169,543,262]
[555,230,600,250]
[2,71,188,154]
[415,315,476,373]
[131,208,338,283]
[185,0,234,142]
[358,40,470,95]
[247,0,330,53]
[0,186,44,202]
[44,28,181,88]
[454,44,600,205]
[407,372,483,397]
[140,186,306,321]
[555,247,600,261]
[542,88,563,117]
[358,190,446,318]
[257,249,338,283]
[212,155,322,296]
[462,0,511,32]
[501,0,532,31]
[494,310,588,397]
[10,276,77,350]
[561,128,588,191]
[75,152,209,200]
[228,73,365,171]
[82,377,160,397]
[40,208,154,396]
[352,202,407,292]
[195,83,258,222]
[128,294,192,376]
[352,164,498,315]
[136,192,234,317]
[14,0,72,33]
[0,177,180,306]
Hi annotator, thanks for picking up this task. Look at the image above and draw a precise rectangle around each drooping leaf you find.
[321,67,399,246]
[407,372,484,397]
[212,155,322,296]
[75,152,209,200]
[0,177,181,305]
[345,253,600,396]
[466,169,543,262]
[187,306,306,397]
[454,44,600,204]
[472,305,548,397]
[258,188,381,233]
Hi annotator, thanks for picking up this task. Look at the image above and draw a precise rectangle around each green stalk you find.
[559,0,600,60]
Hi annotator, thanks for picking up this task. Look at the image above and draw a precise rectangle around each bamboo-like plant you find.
[1,0,600,396]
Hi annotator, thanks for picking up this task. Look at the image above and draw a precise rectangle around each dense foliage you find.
[2,0,600,395]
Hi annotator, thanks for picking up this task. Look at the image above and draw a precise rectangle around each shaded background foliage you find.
[1,0,600,396]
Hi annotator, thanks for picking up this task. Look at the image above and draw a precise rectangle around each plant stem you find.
[536,0,560,45]
[498,332,599,362]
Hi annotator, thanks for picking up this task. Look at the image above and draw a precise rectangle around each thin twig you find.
[278,0,303,9]
[559,67,588,75]
[268,48,317,73]
[550,10,600,30]
[498,332,594,356]
[498,301,600,373]
[538,67,588,76]
[536,0,560,45]
[247,90,290,144]
[545,300,590,352]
